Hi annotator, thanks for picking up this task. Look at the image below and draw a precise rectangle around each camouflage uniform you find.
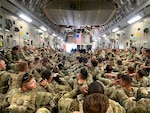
[136,54,146,70]
[0,70,11,94]
[144,56,150,75]
[86,66,101,81]
[113,65,126,73]
[6,51,19,63]
[131,76,150,87]
[20,50,34,61]
[58,73,88,113]
[8,73,20,91]
[4,88,54,113]
[32,65,46,82]
[107,99,126,113]
[59,88,125,113]
[58,89,80,113]
[136,98,150,112]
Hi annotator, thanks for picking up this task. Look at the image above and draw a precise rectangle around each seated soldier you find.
[9,61,29,90]
[6,46,21,73]
[0,59,11,95]
[69,68,88,90]
[106,73,122,88]
[27,60,35,74]
[32,57,46,82]
[3,72,54,113]
[103,64,115,78]
[113,60,125,73]
[141,48,150,76]
[132,70,150,87]
[20,45,34,61]
[40,69,71,96]
[6,46,19,63]
[58,69,89,113]
[73,81,125,113]
[114,75,138,112]
[97,57,104,72]
[83,93,109,113]
[127,66,135,77]
[42,57,53,70]
[86,59,100,83]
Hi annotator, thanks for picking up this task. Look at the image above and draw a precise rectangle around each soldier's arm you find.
[62,85,88,99]
[6,52,13,63]
[140,77,150,87]
[86,73,93,86]
[116,89,129,107]
[36,92,55,111]
[62,88,79,98]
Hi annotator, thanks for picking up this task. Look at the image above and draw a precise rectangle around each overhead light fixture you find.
[5,29,10,32]
[40,26,47,31]
[127,15,142,24]
[112,27,119,32]
[5,26,10,32]
[52,33,57,37]
[103,34,107,37]
[19,14,32,23]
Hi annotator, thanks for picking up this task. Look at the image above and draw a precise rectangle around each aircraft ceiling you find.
[2,0,149,38]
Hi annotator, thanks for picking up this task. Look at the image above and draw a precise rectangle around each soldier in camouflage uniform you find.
[69,68,88,90]
[58,85,88,113]
[2,72,54,113]
[131,70,150,87]
[108,74,137,112]
[8,61,29,91]
[86,59,101,83]
[113,60,126,73]
[97,57,105,73]
[83,93,109,113]
[70,57,85,74]
[32,57,46,82]
[42,57,53,70]
[20,45,34,61]
[6,46,20,73]
[71,81,126,113]
[6,46,20,63]
[141,48,150,76]
[126,47,141,67]
[58,68,89,113]
[135,47,147,70]
[0,59,11,103]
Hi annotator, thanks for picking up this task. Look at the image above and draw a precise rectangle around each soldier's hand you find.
[128,97,136,101]
[53,73,59,77]
[80,86,88,94]
[107,73,113,78]
[113,79,120,85]
[134,61,139,64]
[40,79,47,87]
[141,65,147,69]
